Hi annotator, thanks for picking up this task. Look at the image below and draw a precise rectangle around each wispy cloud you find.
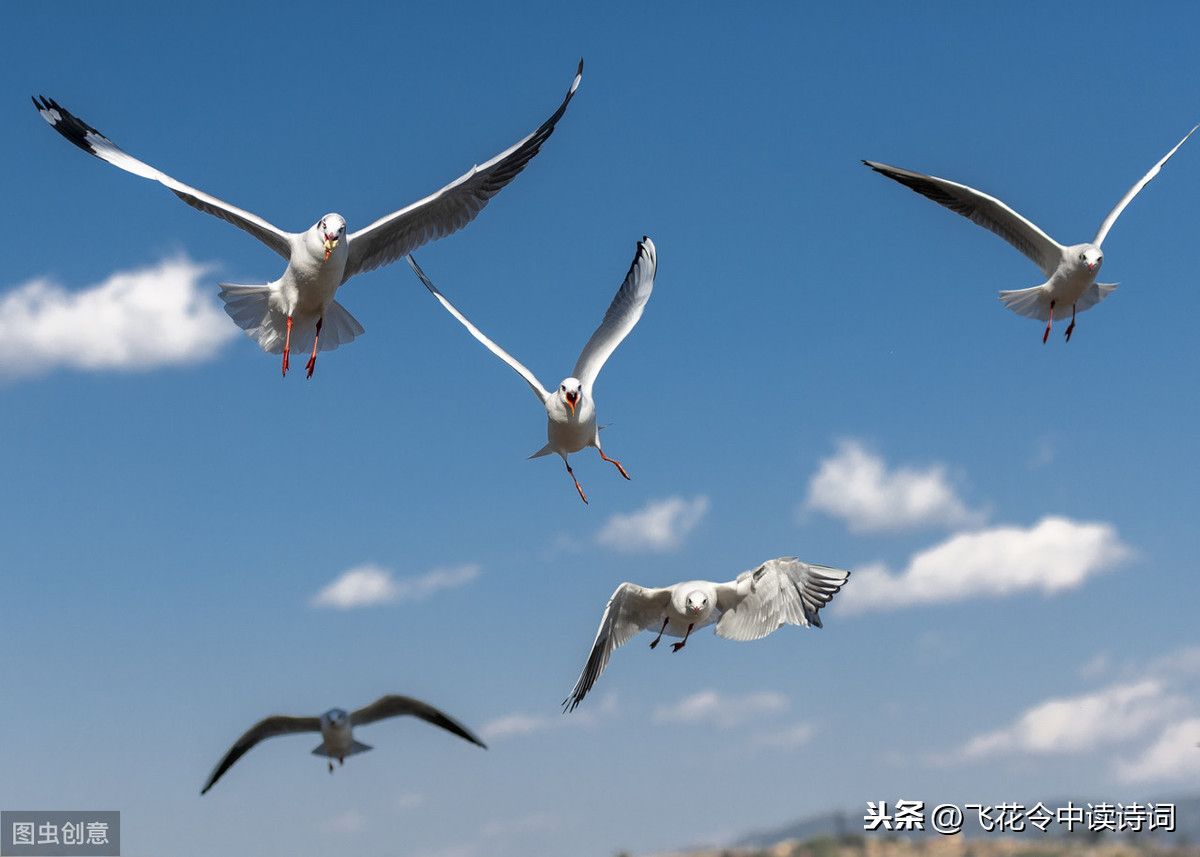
[480,694,618,742]
[752,722,817,750]
[318,810,367,834]
[0,257,236,380]
[802,439,985,534]
[652,689,787,729]
[836,516,1131,614]
[958,679,1179,759]
[311,563,480,610]
[1116,718,1200,783]
[596,495,710,553]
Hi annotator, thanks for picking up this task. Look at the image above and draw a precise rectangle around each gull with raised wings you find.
[200,694,485,794]
[33,60,581,376]
[408,236,656,503]
[864,124,1196,342]
[563,557,850,711]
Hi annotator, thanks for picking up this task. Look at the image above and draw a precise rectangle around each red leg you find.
[305,317,323,379]
[599,449,630,480]
[1042,301,1055,345]
[282,315,293,376]
[565,459,588,504]
[649,617,669,649]
[1065,304,1076,342]
[671,623,695,652]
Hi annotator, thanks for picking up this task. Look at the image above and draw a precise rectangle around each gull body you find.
[563,557,850,711]
[33,60,582,376]
[864,124,1196,342]
[408,236,656,503]
[200,694,486,794]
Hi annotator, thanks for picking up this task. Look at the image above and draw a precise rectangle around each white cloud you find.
[480,694,618,742]
[836,516,1132,614]
[394,793,425,810]
[0,257,236,380]
[802,440,985,534]
[652,689,787,729]
[596,495,710,553]
[1117,718,1200,784]
[958,679,1181,760]
[311,563,480,609]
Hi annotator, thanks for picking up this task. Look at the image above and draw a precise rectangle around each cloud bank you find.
[837,516,1131,614]
[596,495,710,552]
[0,257,236,380]
[311,563,480,610]
[803,440,985,534]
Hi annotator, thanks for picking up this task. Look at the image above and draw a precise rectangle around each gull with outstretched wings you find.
[200,694,485,794]
[408,236,656,503]
[33,60,582,376]
[864,124,1196,342]
[564,557,850,711]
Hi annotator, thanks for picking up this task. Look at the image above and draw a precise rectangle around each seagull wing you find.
[33,96,294,261]
[408,254,550,403]
[863,159,1064,278]
[350,694,486,749]
[714,557,850,642]
[200,714,321,794]
[342,60,582,284]
[571,237,657,394]
[563,582,672,712]
[1092,124,1198,247]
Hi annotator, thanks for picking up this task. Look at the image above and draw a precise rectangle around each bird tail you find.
[998,282,1117,321]
[217,283,365,355]
[997,284,1051,320]
[310,740,372,758]
[527,443,555,460]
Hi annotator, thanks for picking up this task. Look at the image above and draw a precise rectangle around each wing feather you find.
[350,694,485,748]
[342,61,582,283]
[1092,124,1197,247]
[563,582,671,712]
[715,557,850,642]
[863,159,1063,278]
[571,237,656,392]
[408,254,549,403]
[33,96,294,260]
[200,714,320,794]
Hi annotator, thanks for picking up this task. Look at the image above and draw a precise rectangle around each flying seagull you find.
[33,60,582,377]
[563,557,850,711]
[407,236,656,503]
[200,694,486,794]
[864,124,1196,342]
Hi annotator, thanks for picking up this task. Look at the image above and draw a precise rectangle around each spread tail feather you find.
[217,283,365,355]
[527,443,554,460]
[311,740,372,759]
[998,283,1117,321]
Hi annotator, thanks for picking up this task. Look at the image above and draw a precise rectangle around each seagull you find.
[200,694,486,794]
[563,557,850,712]
[33,60,582,377]
[864,124,1196,342]
[408,236,656,504]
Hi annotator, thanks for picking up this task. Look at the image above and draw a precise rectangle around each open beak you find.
[565,392,578,416]
[324,235,338,261]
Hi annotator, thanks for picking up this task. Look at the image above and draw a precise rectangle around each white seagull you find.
[864,124,1196,342]
[33,60,582,377]
[407,236,656,504]
[563,557,850,711]
[200,694,486,794]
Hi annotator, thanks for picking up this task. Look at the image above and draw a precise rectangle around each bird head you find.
[685,591,709,617]
[1080,246,1103,273]
[322,708,349,728]
[559,378,583,416]
[317,214,346,262]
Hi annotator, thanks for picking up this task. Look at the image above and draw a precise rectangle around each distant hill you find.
[731,797,1200,851]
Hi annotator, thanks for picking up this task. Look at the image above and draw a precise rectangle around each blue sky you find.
[3,2,1200,856]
